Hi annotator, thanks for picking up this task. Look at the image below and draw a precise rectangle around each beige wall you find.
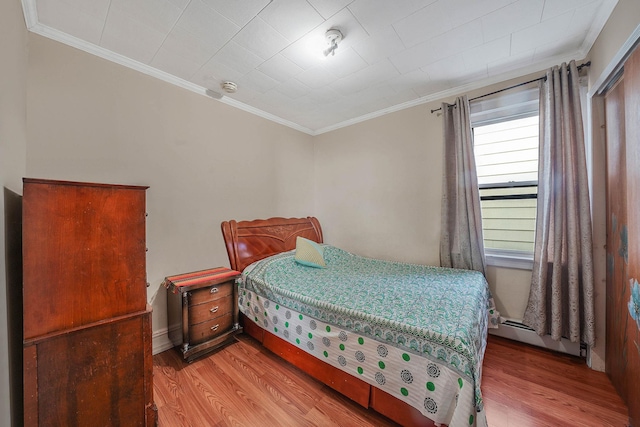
[3,4,638,420]
[0,0,28,425]
[25,35,316,349]
[314,104,440,265]
[314,73,543,323]
[485,266,532,321]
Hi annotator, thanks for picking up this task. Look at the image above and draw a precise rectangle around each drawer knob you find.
[210,324,219,331]
[210,306,219,313]
[210,287,219,294]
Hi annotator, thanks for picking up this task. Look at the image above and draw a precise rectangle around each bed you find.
[221,217,496,427]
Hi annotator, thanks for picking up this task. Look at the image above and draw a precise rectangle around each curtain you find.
[522,61,596,345]
[440,95,486,275]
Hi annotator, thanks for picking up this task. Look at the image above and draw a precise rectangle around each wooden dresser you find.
[164,268,242,361]
[22,178,156,426]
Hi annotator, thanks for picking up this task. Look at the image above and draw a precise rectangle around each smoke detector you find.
[221,81,238,93]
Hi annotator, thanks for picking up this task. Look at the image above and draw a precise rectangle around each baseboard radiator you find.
[489,319,583,356]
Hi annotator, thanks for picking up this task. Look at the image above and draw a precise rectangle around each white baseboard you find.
[152,327,175,355]
[155,319,582,357]
[489,320,581,356]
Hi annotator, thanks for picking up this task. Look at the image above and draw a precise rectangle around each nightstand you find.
[164,267,242,362]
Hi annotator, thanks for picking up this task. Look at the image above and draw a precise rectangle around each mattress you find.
[239,245,498,427]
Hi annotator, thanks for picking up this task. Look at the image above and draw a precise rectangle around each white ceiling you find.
[22,0,617,135]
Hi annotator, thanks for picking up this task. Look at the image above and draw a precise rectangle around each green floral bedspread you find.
[241,245,497,425]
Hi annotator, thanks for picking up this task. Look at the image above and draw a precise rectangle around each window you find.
[470,86,539,269]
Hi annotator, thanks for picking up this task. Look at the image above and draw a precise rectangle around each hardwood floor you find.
[482,336,629,427]
[153,334,630,427]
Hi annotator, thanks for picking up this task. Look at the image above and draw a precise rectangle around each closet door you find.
[622,44,640,425]
[604,44,640,425]
[604,76,627,402]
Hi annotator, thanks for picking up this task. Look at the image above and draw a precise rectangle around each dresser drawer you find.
[189,281,233,306]
[189,315,234,345]
[188,294,233,326]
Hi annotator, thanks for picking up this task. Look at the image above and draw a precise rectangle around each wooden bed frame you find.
[221,217,437,427]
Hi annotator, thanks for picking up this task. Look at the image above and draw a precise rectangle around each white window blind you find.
[474,117,539,185]
[470,85,540,267]
[474,116,538,253]
[470,86,539,126]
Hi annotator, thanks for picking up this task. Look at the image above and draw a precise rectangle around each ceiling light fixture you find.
[323,28,343,57]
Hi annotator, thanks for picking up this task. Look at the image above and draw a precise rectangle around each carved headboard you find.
[221,217,323,272]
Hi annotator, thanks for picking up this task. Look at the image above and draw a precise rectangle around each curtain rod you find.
[430,61,591,114]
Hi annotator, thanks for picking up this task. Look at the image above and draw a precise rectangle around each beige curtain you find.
[440,95,486,275]
[523,61,596,345]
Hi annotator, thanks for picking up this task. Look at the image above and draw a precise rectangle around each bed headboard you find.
[221,217,323,272]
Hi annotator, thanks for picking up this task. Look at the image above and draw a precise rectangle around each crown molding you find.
[313,50,588,135]
[24,19,316,135]
[21,0,617,137]
[589,21,640,97]
[24,20,593,138]
[21,0,38,29]
[579,0,619,60]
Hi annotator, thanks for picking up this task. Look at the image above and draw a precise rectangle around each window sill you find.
[485,250,533,270]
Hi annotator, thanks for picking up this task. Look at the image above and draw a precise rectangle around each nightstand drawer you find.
[190,316,234,345]
[189,282,233,306]
[189,294,233,326]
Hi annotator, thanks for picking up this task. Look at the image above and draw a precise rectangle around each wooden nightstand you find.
[164,267,242,362]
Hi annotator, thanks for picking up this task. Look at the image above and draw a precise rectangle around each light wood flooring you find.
[153,334,630,427]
